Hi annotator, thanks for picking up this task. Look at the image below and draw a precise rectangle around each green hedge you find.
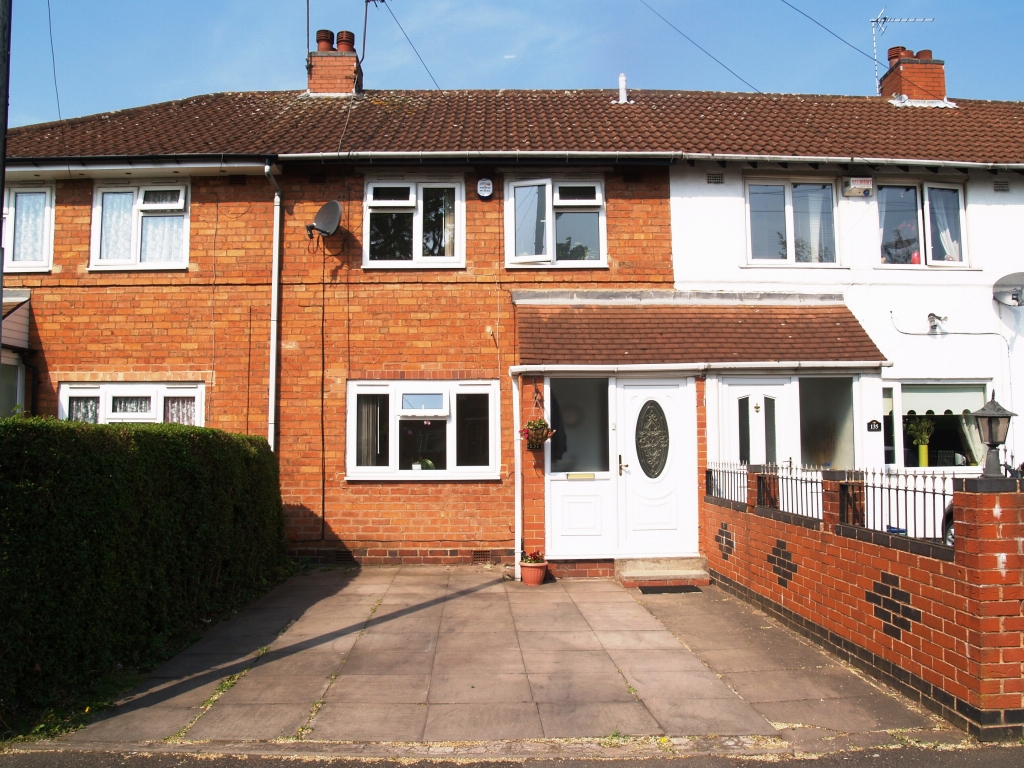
[0,418,286,725]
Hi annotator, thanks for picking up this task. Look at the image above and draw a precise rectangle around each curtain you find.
[749,185,786,259]
[100,192,134,260]
[163,396,196,425]
[111,396,150,413]
[929,188,962,262]
[958,416,986,465]
[13,192,46,262]
[68,397,99,423]
[140,214,184,262]
[792,184,835,263]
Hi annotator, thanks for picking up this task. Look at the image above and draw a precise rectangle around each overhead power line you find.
[380,0,441,91]
[637,0,761,93]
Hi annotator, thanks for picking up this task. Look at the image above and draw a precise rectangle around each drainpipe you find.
[265,162,282,451]
[511,371,523,581]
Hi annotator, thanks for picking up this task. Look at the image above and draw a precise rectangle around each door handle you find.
[619,454,629,476]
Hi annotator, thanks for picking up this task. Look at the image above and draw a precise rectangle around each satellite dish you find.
[993,272,1024,307]
[307,200,342,238]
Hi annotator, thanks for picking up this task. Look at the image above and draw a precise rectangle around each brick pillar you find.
[821,470,842,532]
[953,481,1024,739]
[746,465,760,512]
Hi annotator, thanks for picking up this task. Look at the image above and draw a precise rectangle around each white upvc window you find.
[58,382,205,425]
[877,183,968,266]
[3,186,55,272]
[362,176,465,268]
[89,183,190,270]
[505,177,607,267]
[745,179,838,264]
[346,379,500,480]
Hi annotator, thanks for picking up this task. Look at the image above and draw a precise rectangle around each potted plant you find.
[411,457,435,471]
[907,416,934,468]
[520,550,548,586]
[521,418,555,450]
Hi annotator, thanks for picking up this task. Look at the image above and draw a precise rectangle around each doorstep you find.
[615,557,711,589]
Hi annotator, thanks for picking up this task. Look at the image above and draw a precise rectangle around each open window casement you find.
[507,179,553,264]
[398,390,449,418]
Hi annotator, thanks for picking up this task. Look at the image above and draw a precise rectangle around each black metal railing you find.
[840,470,953,545]
[757,464,823,520]
[705,462,748,505]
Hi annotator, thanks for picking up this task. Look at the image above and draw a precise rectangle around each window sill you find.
[88,263,190,272]
[504,261,609,269]
[873,264,980,271]
[3,265,51,273]
[362,261,466,270]
[346,471,501,482]
[740,263,849,269]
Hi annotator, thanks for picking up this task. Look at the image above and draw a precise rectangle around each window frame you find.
[346,379,500,481]
[885,380,988,470]
[362,176,466,269]
[58,382,205,425]
[744,177,840,266]
[876,182,970,268]
[3,185,56,273]
[89,182,191,271]
[504,176,608,268]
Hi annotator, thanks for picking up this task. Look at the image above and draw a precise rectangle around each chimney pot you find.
[899,49,915,60]
[336,30,356,53]
[916,49,932,60]
[887,45,907,65]
[316,29,335,52]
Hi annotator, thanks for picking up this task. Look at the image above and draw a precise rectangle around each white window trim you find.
[346,379,500,481]
[504,175,608,268]
[876,182,970,268]
[744,177,840,266]
[58,382,205,425]
[89,181,191,271]
[362,176,466,269]
[3,185,56,273]
[885,380,988,471]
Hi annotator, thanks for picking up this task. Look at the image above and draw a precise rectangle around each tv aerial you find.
[870,9,933,94]
[306,200,342,239]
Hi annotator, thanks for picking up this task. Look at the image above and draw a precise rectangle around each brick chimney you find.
[879,46,946,102]
[307,29,362,95]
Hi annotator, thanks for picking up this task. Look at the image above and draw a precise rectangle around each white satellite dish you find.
[993,272,1024,307]
[307,200,342,238]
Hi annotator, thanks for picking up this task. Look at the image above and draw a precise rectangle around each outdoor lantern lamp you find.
[971,393,1016,477]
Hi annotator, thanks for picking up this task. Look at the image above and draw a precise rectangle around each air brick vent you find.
[707,172,724,184]
[994,180,1010,192]
[472,550,491,565]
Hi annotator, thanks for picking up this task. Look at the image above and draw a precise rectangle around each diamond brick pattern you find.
[8,89,1024,164]
[866,571,922,641]
[767,539,797,587]
[715,522,735,561]
[517,305,883,365]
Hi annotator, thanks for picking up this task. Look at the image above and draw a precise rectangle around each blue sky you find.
[9,0,1023,127]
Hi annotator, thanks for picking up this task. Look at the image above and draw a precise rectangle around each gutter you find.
[276,150,1024,172]
[265,162,282,451]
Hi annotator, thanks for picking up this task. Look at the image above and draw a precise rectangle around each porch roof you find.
[516,304,884,366]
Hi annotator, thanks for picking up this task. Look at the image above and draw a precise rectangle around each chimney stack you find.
[308,29,362,96]
[879,45,946,102]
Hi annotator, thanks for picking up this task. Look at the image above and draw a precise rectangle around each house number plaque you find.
[867,419,882,432]
[635,400,670,478]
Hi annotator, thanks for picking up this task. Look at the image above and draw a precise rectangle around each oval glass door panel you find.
[635,400,670,478]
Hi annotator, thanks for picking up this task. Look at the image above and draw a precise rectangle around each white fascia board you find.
[277,150,1024,172]
[5,160,279,182]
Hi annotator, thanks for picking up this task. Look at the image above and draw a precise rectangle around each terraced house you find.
[4,34,1024,581]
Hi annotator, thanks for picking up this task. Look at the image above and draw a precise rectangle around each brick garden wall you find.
[701,472,1024,740]
[6,167,674,564]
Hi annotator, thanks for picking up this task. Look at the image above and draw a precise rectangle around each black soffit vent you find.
[638,585,702,594]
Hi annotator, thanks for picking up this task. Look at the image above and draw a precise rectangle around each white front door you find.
[546,377,697,559]
[721,377,800,465]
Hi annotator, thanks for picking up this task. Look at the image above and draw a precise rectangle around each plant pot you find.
[520,561,548,586]
[918,444,929,468]
[526,427,552,450]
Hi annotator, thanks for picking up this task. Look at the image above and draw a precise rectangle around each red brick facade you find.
[5,166,674,563]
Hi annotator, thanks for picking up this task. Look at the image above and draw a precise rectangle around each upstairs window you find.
[3,186,55,272]
[505,178,606,267]
[746,180,837,264]
[90,184,189,270]
[878,183,966,266]
[363,178,465,268]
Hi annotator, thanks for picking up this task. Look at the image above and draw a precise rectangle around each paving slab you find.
[537,701,663,737]
[427,672,533,703]
[641,696,779,736]
[218,673,331,704]
[326,674,430,703]
[308,702,428,741]
[185,702,311,741]
[62,705,195,742]
[423,703,544,740]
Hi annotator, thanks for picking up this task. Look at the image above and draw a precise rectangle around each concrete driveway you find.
[52,565,949,753]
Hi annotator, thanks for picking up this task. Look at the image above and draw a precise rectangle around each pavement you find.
[19,565,970,759]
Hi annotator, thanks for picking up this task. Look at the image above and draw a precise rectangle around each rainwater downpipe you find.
[511,371,522,581]
[265,162,282,450]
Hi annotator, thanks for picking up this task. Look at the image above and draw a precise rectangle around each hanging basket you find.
[526,427,553,450]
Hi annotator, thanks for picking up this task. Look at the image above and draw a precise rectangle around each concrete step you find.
[614,557,710,589]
